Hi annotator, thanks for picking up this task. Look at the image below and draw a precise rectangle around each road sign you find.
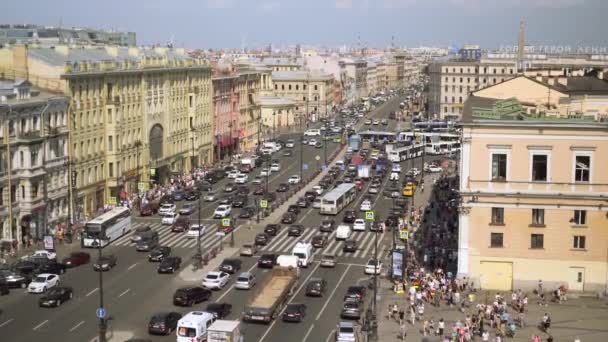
[365,211,374,221]
[138,182,146,191]
[96,308,106,319]
[400,230,409,240]
[221,218,231,227]
[315,155,320,161]
[322,164,327,171]
[259,200,268,208]
[303,163,309,170]
[108,196,117,205]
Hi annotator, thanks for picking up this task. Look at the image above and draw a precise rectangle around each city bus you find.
[319,183,357,215]
[425,141,461,155]
[83,207,132,248]
[358,130,397,143]
[348,134,361,151]
[387,144,425,162]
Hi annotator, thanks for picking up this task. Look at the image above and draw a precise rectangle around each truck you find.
[239,158,255,173]
[357,165,371,180]
[207,320,243,342]
[242,267,299,323]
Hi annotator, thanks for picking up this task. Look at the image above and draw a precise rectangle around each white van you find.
[176,311,216,342]
[277,255,300,268]
[336,225,352,240]
[292,242,313,267]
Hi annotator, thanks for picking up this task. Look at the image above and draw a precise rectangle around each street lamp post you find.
[196,186,203,268]
[134,140,142,186]
[272,112,276,142]
[299,117,304,181]
[96,234,108,342]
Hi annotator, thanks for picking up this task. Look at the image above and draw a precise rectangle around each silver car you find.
[235,272,256,290]
[204,191,217,202]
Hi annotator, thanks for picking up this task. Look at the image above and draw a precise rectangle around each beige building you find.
[0,45,213,218]
[258,96,297,133]
[459,95,608,293]
[271,70,333,123]
[340,59,367,104]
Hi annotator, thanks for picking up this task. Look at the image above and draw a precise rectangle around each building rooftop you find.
[271,70,332,81]
[0,79,66,105]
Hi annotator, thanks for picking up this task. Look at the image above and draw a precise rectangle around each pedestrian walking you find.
[399,307,405,324]
[438,318,445,336]
[399,322,407,340]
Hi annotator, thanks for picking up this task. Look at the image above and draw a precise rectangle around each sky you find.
[1,0,606,49]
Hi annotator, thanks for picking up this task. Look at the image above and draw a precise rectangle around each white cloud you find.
[205,0,236,9]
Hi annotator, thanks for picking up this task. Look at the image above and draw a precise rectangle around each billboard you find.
[392,250,404,278]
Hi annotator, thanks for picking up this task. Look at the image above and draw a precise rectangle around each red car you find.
[172,217,190,233]
[354,178,364,191]
[61,251,91,268]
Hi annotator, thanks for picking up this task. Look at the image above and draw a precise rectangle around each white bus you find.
[425,141,461,155]
[387,144,424,162]
[83,207,132,248]
[320,183,357,215]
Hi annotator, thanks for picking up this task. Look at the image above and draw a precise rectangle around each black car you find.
[185,191,199,201]
[281,212,297,224]
[232,196,248,208]
[157,256,182,274]
[173,190,185,201]
[237,186,250,196]
[173,286,212,306]
[276,183,289,192]
[264,224,281,236]
[261,192,276,202]
[370,221,384,232]
[287,225,304,237]
[11,259,39,275]
[305,278,327,297]
[0,269,30,288]
[344,286,366,302]
[33,261,67,276]
[205,302,232,319]
[238,207,255,219]
[282,303,307,322]
[93,255,117,271]
[311,235,328,248]
[320,219,336,232]
[287,205,300,215]
[219,258,242,274]
[343,210,357,223]
[149,246,172,262]
[197,181,213,192]
[296,197,309,208]
[0,280,8,295]
[148,312,182,335]
[257,254,278,268]
[160,194,174,205]
[304,191,317,202]
[38,286,73,307]
[255,233,271,246]
[343,239,357,253]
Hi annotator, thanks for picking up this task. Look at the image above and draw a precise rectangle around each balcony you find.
[16,131,43,145]
[465,179,608,198]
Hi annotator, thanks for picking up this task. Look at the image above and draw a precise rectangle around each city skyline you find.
[1,0,605,49]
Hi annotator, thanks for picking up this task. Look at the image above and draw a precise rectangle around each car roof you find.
[238,272,252,277]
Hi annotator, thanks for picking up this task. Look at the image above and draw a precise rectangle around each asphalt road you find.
[0,94,429,342]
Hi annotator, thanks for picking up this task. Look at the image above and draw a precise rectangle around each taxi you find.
[402,182,416,197]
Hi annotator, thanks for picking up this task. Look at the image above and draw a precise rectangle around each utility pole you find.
[96,234,107,342]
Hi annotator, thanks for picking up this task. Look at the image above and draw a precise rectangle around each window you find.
[490,233,503,248]
[281,84,285,90]
[532,154,548,181]
[531,209,545,226]
[573,236,586,249]
[108,136,113,151]
[274,84,278,90]
[10,185,16,202]
[444,107,447,113]
[459,97,462,104]
[531,234,544,249]
[288,84,292,90]
[444,85,448,92]
[314,85,318,90]
[491,207,504,225]
[491,153,507,181]
[296,84,299,90]
[31,148,38,166]
[574,155,590,182]
[444,96,448,103]
[20,151,24,167]
[0,187,3,205]
[451,96,455,103]
[573,210,586,225]
[303,96,306,101]
[303,84,306,90]
[107,108,112,124]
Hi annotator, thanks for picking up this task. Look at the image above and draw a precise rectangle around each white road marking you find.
[85,288,98,297]
[69,321,85,332]
[0,318,14,328]
[325,329,336,342]
[302,324,315,342]
[33,320,48,330]
[118,288,131,297]
[127,263,138,270]
[315,264,351,320]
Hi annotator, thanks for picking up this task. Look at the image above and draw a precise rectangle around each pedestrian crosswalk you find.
[259,226,385,259]
[111,221,222,250]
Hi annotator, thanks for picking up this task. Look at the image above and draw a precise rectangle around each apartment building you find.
[340,59,368,104]
[271,70,334,123]
[0,80,69,242]
[458,96,608,293]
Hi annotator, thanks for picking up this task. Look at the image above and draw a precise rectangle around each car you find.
[31,250,57,260]
[61,251,91,268]
[264,224,281,236]
[253,186,265,195]
[312,197,322,208]
[213,205,231,218]
[185,191,200,201]
[28,273,60,293]
[341,299,362,319]
[202,271,230,290]
[390,172,400,181]
[159,203,177,216]
[0,269,30,288]
[381,119,388,125]
[219,258,242,274]
[370,221,384,232]
[227,170,239,179]
[288,175,301,184]
[12,259,41,275]
[320,253,337,268]
[258,254,278,268]
[38,286,73,307]
[336,321,357,342]
[305,278,327,297]
[238,207,255,219]
[235,272,257,290]
[282,150,293,157]
[270,163,281,172]
[161,212,179,225]
[179,203,195,215]
[232,196,248,208]
[148,246,171,262]
[93,254,117,271]
[131,225,153,243]
[311,235,328,248]
[282,303,307,322]
[364,119,372,125]
[402,182,416,197]
[314,142,323,148]
[147,312,182,335]
[252,176,263,185]
[320,219,335,232]
[204,191,218,202]
[407,168,421,176]
[186,224,205,239]
[365,259,383,275]
[426,164,442,173]
[235,173,249,184]
[304,191,317,202]
[276,183,289,192]
[344,286,366,302]
[308,139,317,146]
[157,256,182,274]
[205,302,233,319]
[197,181,213,192]
[391,164,402,173]
[239,243,258,257]
[223,184,236,193]
[287,224,304,237]
[172,286,212,306]
[303,129,321,136]
[173,190,186,201]
[359,200,372,211]
[33,261,67,276]
[281,212,297,224]
[342,239,357,253]
[385,215,399,228]
[260,168,272,177]
[286,140,295,148]
[312,185,324,195]
[368,185,379,194]
[343,210,357,223]
[353,219,366,231]
[171,216,189,232]
[255,233,271,246]
[296,197,308,208]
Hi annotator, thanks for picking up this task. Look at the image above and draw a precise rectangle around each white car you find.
[28,273,60,293]
[364,259,383,275]
[227,170,239,179]
[426,165,442,173]
[353,219,366,231]
[31,250,57,260]
[159,203,176,216]
[372,120,380,125]
[235,174,249,184]
[303,129,321,137]
[187,224,205,239]
[360,200,372,211]
[286,140,295,148]
[308,139,317,146]
[162,212,179,225]
[391,164,401,173]
[260,168,272,177]
[202,271,230,290]
[288,175,301,184]
[270,163,281,172]
[252,176,263,185]
[213,205,232,218]
[368,186,379,194]
[364,119,372,125]
[408,168,421,176]
[312,186,324,195]
[204,191,217,202]
[390,172,400,181]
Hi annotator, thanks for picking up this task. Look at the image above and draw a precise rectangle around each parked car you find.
[38,286,73,307]
[28,273,60,293]
[33,261,67,276]
[0,269,30,288]
[296,197,309,208]
[172,286,211,307]
[344,286,366,302]
[341,299,362,319]
[147,312,182,335]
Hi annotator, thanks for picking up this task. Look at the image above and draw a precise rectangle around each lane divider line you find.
[69,321,85,332]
